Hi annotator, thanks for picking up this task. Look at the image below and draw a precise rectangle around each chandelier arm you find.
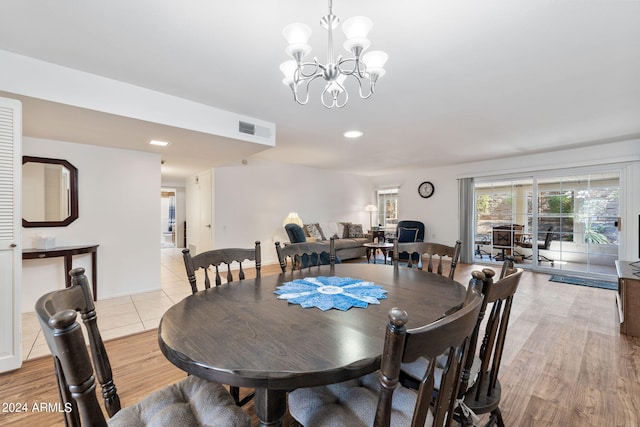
[294,74,325,105]
[321,79,349,109]
[296,59,323,79]
[346,73,374,100]
[337,57,367,79]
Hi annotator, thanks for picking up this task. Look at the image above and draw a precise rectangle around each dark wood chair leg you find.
[494,408,505,427]
[236,391,255,407]
[230,385,254,407]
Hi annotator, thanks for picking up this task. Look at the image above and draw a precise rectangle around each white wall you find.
[368,139,640,261]
[206,159,373,265]
[173,186,186,248]
[21,137,161,312]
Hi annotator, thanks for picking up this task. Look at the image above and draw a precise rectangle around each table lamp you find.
[364,204,378,230]
[283,212,303,226]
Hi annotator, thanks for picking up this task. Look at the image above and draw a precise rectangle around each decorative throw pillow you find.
[305,223,326,241]
[285,224,307,243]
[398,227,419,242]
[347,223,365,238]
[337,222,351,239]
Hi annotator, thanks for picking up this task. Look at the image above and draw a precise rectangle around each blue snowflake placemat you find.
[274,276,387,311]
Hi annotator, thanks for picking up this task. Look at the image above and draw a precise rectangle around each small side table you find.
[368,230,386,243]
[363,242,394,265]
[23,244,99,301]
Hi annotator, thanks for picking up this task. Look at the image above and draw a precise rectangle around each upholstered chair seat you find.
[109,375,249,426]
[288,373,434,427]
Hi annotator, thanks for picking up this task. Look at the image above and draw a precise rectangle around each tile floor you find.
[21,247,192,361]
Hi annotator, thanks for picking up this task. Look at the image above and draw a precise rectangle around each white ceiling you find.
[1,0,639,181]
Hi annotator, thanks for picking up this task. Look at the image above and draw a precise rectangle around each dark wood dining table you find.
[158,263,467,426]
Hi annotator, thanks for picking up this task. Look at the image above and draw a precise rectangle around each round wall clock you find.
[418,181,435,198]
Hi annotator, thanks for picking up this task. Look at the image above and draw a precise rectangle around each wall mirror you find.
[22,156,78,227]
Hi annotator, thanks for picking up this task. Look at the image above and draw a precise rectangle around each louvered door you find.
[0,97,22,372]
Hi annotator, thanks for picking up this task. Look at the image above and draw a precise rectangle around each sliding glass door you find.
[537,172,620,275]
[474,168,620,277]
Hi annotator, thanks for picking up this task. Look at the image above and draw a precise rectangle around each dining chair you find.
[35,268,251,427]
[288,292,484,427]
[182,241,260,406]
[457,266,524,427]
[275,237,336,272]
[400,260,521,408]
[182,241,261,293]
[393,239,462,279]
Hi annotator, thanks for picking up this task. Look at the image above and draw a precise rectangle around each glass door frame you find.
[473,164,624,279]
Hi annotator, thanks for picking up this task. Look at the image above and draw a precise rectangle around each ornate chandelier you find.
[279,0,388,109]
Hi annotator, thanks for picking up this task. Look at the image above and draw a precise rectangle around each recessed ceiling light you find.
[343,130,363,139]
[149,139,169,146]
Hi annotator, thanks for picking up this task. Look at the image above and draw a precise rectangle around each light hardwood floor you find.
[3,248,640,426]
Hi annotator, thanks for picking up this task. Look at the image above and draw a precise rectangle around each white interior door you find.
[0,97,22,372]
[197,170,213,253]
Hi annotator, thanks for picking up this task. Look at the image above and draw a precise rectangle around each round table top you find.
[363,242,393,249]
[158,263,466,391]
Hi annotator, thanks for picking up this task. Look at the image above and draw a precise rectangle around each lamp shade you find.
[342,16,372,40]
[342,16,372,54]
[280,60,298,86]
[364,204,378,212]
[283,23,312,45]
[283,212,303,226]
[283,23,312,59]
[363,50,388,78]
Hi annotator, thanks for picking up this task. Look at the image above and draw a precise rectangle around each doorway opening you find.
[161,189,176,248]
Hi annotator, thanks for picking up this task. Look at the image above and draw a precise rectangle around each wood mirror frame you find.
[22,156,79,227]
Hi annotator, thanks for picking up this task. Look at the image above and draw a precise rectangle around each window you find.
[376,188,398,229]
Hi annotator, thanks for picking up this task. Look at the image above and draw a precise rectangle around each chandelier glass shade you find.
[280,0,388,109]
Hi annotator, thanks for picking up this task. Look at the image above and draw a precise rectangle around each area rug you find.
[549,274,618,291]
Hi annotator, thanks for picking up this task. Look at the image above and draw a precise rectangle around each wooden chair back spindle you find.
[275,237,336,272]
[182,241,261,294]
[393,240,462,279]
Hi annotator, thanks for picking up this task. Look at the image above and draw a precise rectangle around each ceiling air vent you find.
[238,121,271,139]
[239,121,255,136]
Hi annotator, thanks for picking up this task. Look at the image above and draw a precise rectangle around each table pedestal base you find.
[254,388,286,427]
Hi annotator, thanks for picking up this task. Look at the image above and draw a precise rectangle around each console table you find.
[23,245,99,301]
[615,260,640,337]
